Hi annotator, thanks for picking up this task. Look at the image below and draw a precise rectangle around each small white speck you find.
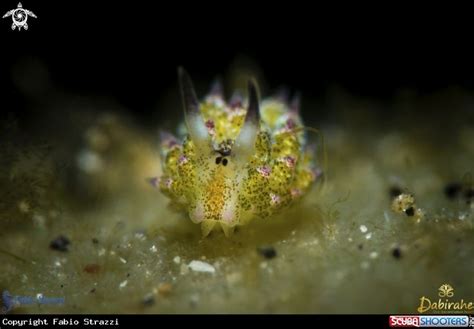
[260,262,268,269]
[173,256,181,264]
[54,260,62,267]
[365,232,372,240]
[119,280,128,289]
[150,245,157,253]
[360,225,368,233]
[98,248,106,257]
[36,293,43,300]
[369,251,378,259]
[119,257,127,264]
[348,237,353,242]
[134,232,146,241]
[188,260,215,274]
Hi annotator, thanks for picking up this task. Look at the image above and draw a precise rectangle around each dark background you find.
[1,2,473,124]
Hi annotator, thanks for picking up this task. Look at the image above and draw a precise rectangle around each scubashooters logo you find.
[417,284,474,313]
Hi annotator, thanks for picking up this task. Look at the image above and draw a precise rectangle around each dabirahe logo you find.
[417,284,474,313]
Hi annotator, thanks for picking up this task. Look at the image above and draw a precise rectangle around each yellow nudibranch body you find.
[157,69,319,237]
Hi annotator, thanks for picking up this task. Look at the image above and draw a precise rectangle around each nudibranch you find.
[156,68,319,237]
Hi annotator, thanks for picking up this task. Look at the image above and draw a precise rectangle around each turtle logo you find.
[3,2,37,31]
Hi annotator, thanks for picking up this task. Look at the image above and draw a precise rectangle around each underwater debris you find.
[369,251,378,259]
[119,280,128,289]
[142,294,155,306]
[83,264,101,274]
[257,246,277,259]
[157,68,319,237]
[443,181,474,205]
[391,193,415,213]
[444,182,463,200]
[158,282,173,297]
[392,247,402,259]
[391,193,424,221]
[188,260,216,274]
[49,235,70,252]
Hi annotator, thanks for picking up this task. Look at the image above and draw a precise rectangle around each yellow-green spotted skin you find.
[158,69,318,237]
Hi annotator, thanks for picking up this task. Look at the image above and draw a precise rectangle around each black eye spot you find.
[405,207,415,216]
[215,157,222,165]
[222,158,228,166]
